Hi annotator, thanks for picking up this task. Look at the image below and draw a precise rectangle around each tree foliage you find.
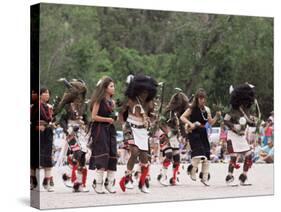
[38,4,273,118]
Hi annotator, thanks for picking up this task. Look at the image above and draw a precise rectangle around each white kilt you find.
[130,127,149,151]
[228,131,250,153]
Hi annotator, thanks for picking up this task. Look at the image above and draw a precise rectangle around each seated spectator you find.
[253,138,262,162]
[257,139,274,163]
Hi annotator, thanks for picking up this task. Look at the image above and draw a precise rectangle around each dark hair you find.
[125,74,158,102]
[190,88,206,109]
[267,119,272,123]
[230,84,255,110]
[90,76,114,111]
[40,87,50,96]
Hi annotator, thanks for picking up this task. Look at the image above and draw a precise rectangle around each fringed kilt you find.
[123,121,149,151]
[226,131,251,153]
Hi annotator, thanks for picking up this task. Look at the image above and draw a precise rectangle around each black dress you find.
[30,103,39,169]
[188,106,210,160]
[39,102,54,167]
[88,99,117,171]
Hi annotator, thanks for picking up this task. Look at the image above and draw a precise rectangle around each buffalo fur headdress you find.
[53,78,87,116]
[230,83,255,110]
[166,92,189,115]
[125,74,158,102]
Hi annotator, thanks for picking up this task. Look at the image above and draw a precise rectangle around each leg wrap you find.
[139,165,149,188]
[201,160,210,181]
[76,168,83,184]
[71,164,78,183]
[93,170,105,193]
[105,171,116,193]
[172,154,180,181]
[73,167,88,192]
[67,155,78,183]
[95,170,104,184]
[188,157,201,180]
[228,156,239,173]
[191,157,200,169]
[243,152,253,172]
[119,171,133,192]
[106,171,115,182]
[172,162,180,181]
[81,167,87,186]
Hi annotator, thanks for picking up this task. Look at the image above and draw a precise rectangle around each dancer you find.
[224,83,260,186]
[157,90,189,186]
[88,76,118,194]
[53,78,89,192]
[119,74,158,193]
[180,88,221,186]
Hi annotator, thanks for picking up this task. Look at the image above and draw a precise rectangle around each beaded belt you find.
[128,122,146,129]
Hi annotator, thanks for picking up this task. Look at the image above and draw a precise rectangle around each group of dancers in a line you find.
[31,74,260,193]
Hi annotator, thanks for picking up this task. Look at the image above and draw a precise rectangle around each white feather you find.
[126,75,134,84]
[247,83,255,88]
[58,78,66,82]
[96,79,102,86]
[229,85,234,94]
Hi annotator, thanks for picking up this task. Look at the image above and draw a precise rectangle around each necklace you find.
[200,107,208,121]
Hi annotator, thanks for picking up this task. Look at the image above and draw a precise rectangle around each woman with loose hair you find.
[88,76,118,194]
[180,88,221,186]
